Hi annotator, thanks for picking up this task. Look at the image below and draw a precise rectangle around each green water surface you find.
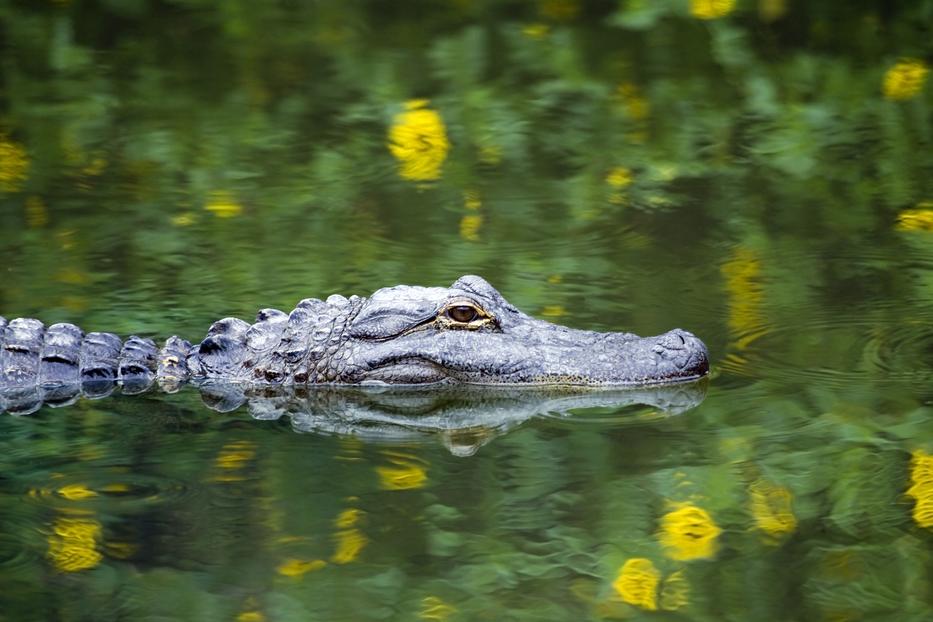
[1,1,932,620]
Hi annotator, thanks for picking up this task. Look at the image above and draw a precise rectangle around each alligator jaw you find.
[352,321,710,387]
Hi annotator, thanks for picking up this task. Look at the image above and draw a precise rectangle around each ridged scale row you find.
[1,296,363,415]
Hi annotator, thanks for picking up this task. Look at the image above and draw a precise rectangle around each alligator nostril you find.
[657,331,688,351]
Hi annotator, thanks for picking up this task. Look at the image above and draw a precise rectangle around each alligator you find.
[1,275,709,416]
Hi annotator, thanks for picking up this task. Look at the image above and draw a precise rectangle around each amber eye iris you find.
[447,305,479,323]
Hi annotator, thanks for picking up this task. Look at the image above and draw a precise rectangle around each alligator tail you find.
[0,316,191,415]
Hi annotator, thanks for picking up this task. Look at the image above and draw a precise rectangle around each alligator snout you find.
[513,326,710,386]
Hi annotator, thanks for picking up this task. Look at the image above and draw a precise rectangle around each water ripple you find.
[22,474,194,512]
[0,507,45,575]
[719,308,933,386]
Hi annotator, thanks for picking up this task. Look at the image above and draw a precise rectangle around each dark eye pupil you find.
[449,306,477,322]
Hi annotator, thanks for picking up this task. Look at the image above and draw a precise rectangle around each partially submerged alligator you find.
[1,275,709,415]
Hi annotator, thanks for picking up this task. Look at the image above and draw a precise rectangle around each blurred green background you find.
[1,0,930,329]
[1,1,932,620]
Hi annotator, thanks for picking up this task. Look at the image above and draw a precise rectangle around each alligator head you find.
[337,275,709,386]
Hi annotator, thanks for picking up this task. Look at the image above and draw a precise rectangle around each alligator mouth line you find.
[485,373,710,387]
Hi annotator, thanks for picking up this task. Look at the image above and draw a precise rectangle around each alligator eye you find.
[447,305,479,323]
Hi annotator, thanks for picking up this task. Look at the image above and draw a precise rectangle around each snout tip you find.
[655,329,709,381]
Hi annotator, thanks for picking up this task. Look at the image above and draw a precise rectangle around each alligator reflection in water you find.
[200,381,707,454]
[206,381,706,453]
[4,380,707,455]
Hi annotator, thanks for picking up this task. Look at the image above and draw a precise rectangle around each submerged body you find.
[1,275,709,414]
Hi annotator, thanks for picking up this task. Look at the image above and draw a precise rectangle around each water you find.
[2,1,933,620]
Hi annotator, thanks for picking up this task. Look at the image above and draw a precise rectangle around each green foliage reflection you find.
[0,1,932,621]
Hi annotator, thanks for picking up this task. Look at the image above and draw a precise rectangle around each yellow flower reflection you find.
[277,557,327,577]
[659,569,690,611]
[215,440,255,468]
[748,480,797,539]
[606,166,633,189]
[690,0,736,20]
[658,503,721,561]
[896,206,933,232]
[721,246,765,350]
[459,214,483,241]
[103,540,137,559]
[606,166,634,206]
[25,195,49,228]
[461,189,483,239]
[478,144,502,165]
[171,212,197,227]
[419,596,457,621]
[906,450,933,528]
[331,528,368,564]
[387,100,450,182]
[204,190,243,218]
[211,440,256,482]
[522,23,550,39]
[464,189,482,211]
[236,613,265,622]
[48,517,102,572]
[377,453,428,490]
[613,558,660,610]
[0,132,30,192]
[58,483,99,501]
[335,507,363,529]
[331,504,367,564]
[615,84,650,121]
[236,597,266,622]
[883,58,929,101]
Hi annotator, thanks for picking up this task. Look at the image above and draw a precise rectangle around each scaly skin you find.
[1,275,709,415]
